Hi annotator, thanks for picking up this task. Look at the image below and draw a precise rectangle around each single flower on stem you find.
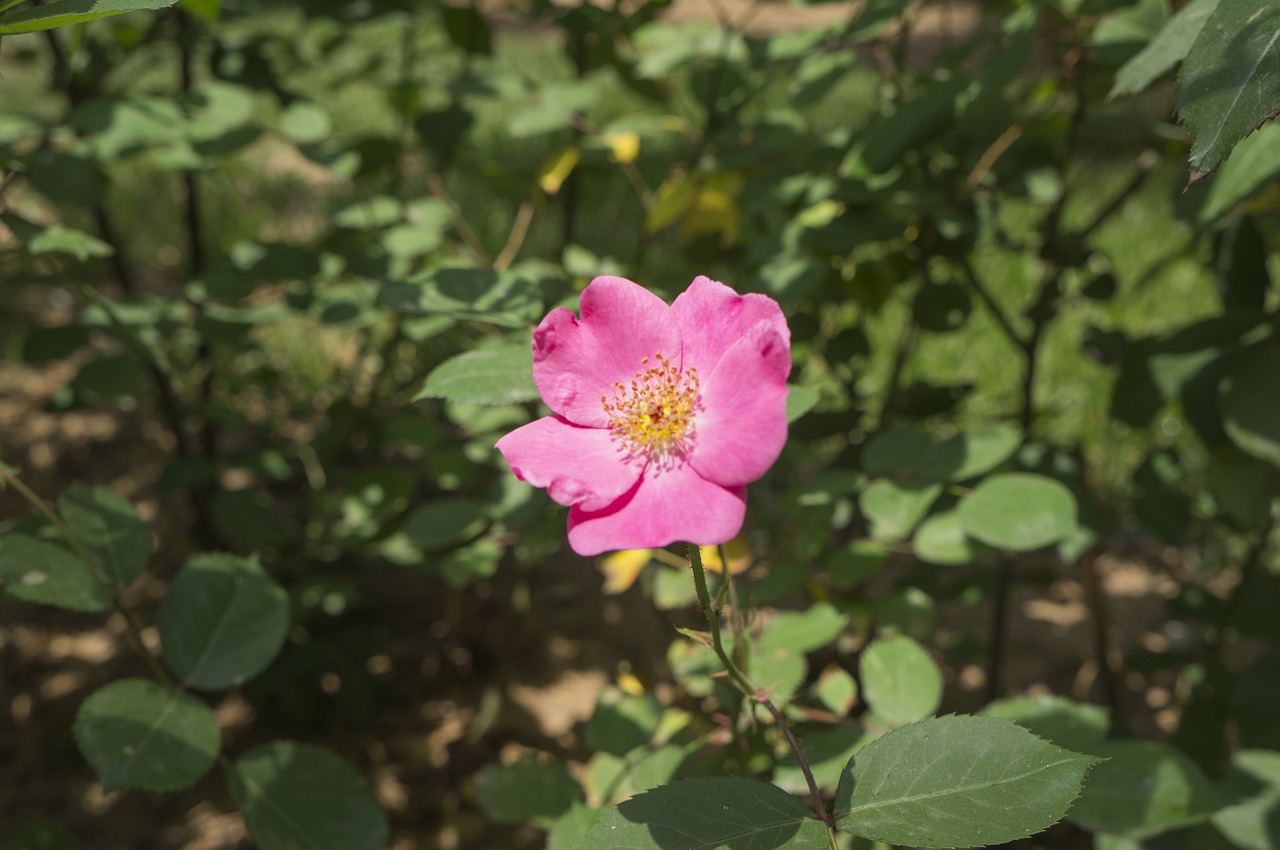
[496,275,790,556]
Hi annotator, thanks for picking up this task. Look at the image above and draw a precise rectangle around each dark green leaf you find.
[401,498,488,550]
[475,760,584,826]
[1176,0,1280,176]
[1069,741,1223,837]
[74,679,219,792]
[575,777,830,850]
[836,716,1098,848]
[958,473,1077,551]
[859,635,942,726]
[228,741,387,850]
[1222,343,1280,469]
[0,533,110,612]
[0,0,176,33]
[3,818,84,850]
[775,725,873,794]
[157,553,290,690]
[58,483,150,587]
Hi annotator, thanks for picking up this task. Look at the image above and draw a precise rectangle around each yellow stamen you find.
[601,353,700,466]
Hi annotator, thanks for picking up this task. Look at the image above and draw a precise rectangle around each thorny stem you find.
[0,466,178,690]
[686,543,834,830]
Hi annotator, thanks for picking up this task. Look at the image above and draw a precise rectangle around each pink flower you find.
[496,275,791,556]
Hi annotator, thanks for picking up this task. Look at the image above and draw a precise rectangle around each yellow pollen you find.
[601,353,700,464]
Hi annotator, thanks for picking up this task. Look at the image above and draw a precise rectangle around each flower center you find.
[601,353,700,466]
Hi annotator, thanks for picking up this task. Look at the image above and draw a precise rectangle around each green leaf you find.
[860,480,941,541]
[0,0,176,32]
[278,102,331,145]
[1176,0,1280,177]
[982,695,1110,754]
[74,679,219,792]
[3,818,84,850]
[814,665,859,716]
[575,777,831,850]
[1199,120,1280,224]
[835,716,1098,848]
[401,498,488,550]
[1069,741,1223,838]
[58,483,150,587]
[859,635,942,726]
[0,533,110,612]
[958,472,1077,551]
[549,804,607,850]
[586,692,661,756]
[156,553,290,690]
[913,510,979,566]
[760,604,847,655]
[1,215,114,260]
[416,344,537,406]
[475,760,584,826]
[785,384,819,423]
[1111,0,1219,98]
[1222,343,1280,469]
[228,741,387,850]
[378,267,543,327]
[1207,443,1280,527]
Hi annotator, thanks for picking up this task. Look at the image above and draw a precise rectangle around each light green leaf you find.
[1176,0,1280,176]
[958,472,1077,551]
[1199,121,1280,224]
[548,804,607,850]
[785,384,819,423]
[74,679,219,792]
[860,480,941,540]
[814,665,859,716]
[1222,344,1280,469]
[948,426,1022,481]
[1069,741,1223,838]
[0,0,176,34]
[1211,790,1280,850]
[278,102,331,145]
[0,533,110,612]
[759,604,847,655]
[156,553,290,690]
[982,695,1110,754]
[58,483,150,587]
[1111,0,1220,98]
[586,692,661,756]
[475,760,584,826]
[859,635,942,726]
[378,267,543,327]
[913,510,979,566]
[416,344,537,406]
[836,716,1098,848]
[575,777,831,850]
[228,741,387,850]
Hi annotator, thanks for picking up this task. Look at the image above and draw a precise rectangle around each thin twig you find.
[427,172,491,264]
[954,254,1025,352]
[687,544,833,829]
[0,467,178,690]
[493,200,534,271]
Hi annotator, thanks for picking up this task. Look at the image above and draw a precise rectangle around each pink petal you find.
[495,416,642,512]
[671,275,790,375]
[533,276,682,428]
[689,320,790,487]
[566,464,746,556]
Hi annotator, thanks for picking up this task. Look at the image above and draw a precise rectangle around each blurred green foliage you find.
[1,0,1279,848]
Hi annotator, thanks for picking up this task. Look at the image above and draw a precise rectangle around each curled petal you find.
[495,416,642,512]
[671,275,790,375]
[566,465,746,556]
[533,276,682,428]
[689,320,790,487]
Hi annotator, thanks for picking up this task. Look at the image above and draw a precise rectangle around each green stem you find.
[686,543,833,830]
